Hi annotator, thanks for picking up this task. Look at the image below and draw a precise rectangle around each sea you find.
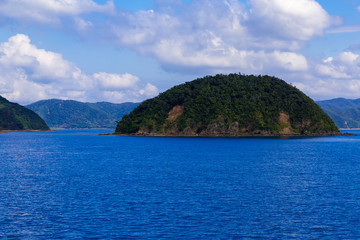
[1,129,360,239]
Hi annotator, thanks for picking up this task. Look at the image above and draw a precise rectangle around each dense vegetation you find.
[116,74,339,136]
[27,99,139,128]
[0,95,49,131]
[317,98,360,128]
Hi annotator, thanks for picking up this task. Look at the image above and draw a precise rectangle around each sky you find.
[0,0,360,104]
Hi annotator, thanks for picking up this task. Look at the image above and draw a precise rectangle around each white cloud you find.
[295,77,360,100]
[0,0,114,24]
[153,42,308,74]
[248,0,331,41]
[75,17,94,31]
[326,25,360,34]
[93,72,139,90]
[337,52,359,65]
[0,34,158,104]
[0,0,336,78]
[107,0,360,100]
[140,83,159,97]
[316,65,351,79]
[0,34,76,83]
[108,0,330,75]
[287,51,360,100]
[316,51,360,79]
[1,0,357,102]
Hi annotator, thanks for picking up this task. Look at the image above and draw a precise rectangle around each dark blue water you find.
[1,129,360,239]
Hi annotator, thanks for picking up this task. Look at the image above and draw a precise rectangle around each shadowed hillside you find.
[0,96,49,131]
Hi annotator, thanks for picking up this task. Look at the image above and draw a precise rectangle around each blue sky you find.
[0,0,359,104]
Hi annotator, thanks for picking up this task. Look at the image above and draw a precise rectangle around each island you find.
[0,95,49,131]
[115,74,340,137]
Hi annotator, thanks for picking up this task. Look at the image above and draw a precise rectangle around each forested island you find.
[115,74,340,136]
[0,95,49,131]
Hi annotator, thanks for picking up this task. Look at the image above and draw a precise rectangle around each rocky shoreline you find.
[0,130,13,134]
[105,131,353,137]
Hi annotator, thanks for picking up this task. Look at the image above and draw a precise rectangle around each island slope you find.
[115,74,339,136]
[0,95,49,131]
[316,98,360,128]
[26,99,139,129]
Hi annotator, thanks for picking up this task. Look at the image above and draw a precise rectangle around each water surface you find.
[1,129,360,239]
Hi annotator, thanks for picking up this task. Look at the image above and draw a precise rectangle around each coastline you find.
[105,131,351,138]
[0,130,13,134]
[0,129,51,134]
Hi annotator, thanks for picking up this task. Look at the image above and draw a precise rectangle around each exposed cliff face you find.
[167,105,184,121]
[116,74,340,136]
[278,111,293,135]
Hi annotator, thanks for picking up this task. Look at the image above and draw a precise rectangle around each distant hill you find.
[0,95,49,131]
[116,74,339,136]
[317,98,360,128]
[27,99,139,129]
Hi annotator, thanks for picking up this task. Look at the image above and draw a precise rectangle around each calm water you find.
[1,129,360,239]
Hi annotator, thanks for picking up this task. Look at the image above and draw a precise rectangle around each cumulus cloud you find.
[0,0,114,24]
[248,0,331,41]
[105,0,360,100]
[0,0,356,101]
[93,72,139,90]
[316,52,360,79]
[326,25,360,34]
[108,0,332,75]
[0,0,336,78]
[75,17,94,31]
[0,34,77,83]
[289,51,360,100]
[294,76,360,100]
[0,34,158,104]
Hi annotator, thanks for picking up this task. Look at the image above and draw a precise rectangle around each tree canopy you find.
[116,74,339,136]
[0,96,49,131]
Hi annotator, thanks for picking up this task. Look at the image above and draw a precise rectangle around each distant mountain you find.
[317,98,360,128]
[116,74,339,136]
[0,95,49,131]
[26,99,139,129]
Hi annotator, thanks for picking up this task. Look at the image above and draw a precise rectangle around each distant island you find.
[27,99,139,129]
[0,95,49,131]
[115,74,340,137]
[317,98,360,129]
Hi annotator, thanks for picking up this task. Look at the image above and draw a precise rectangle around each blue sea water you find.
[1,129,360,239]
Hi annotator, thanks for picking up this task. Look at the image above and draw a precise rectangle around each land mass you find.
[26,99,139,129]
[0,95,49,131]
[316,98,360,129]
[115,74,340,137]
